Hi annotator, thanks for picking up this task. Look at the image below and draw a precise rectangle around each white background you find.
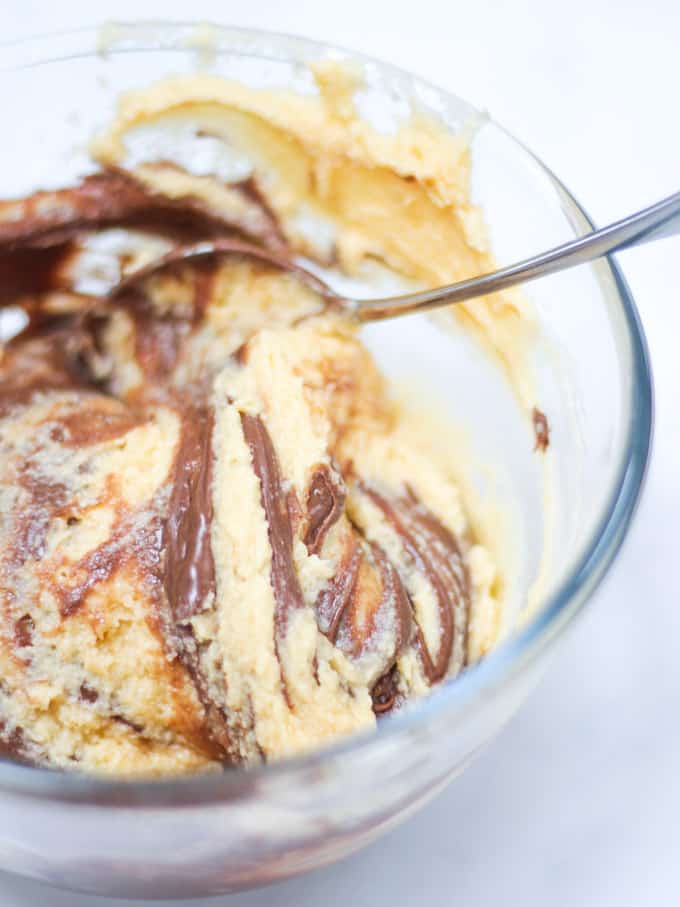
[1,1,678,904]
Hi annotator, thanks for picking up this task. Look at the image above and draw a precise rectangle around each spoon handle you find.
[354,190,680,322]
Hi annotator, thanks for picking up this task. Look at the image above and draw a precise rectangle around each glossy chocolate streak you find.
[315,539,363,642]
[362,484,470,684]
[303,465,346,555]
[240,412,305,644]
[532,407,550,452]
[163,407,216,622]
[157,405,233,757]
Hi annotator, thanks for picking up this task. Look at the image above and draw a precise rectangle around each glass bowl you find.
[0,23,652,899]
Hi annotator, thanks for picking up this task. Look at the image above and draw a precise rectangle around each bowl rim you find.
[0,21,654,805]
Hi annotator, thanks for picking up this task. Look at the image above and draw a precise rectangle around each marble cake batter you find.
[0,63,516,775]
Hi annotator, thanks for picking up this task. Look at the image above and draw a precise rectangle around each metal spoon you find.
[111,191,680,320]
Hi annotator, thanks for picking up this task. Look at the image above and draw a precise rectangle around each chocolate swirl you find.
[240,412,306,646]
[163,407,216,623]
[303,465,346,555]
[0,151,482,771]
[361,484,471,683]
[0,169,286,254]
[315,538,364,642]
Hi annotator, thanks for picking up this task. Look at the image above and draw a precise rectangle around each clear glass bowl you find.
[0,23,652,898]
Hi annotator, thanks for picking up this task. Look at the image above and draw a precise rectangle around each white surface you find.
[1,0,678,904]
